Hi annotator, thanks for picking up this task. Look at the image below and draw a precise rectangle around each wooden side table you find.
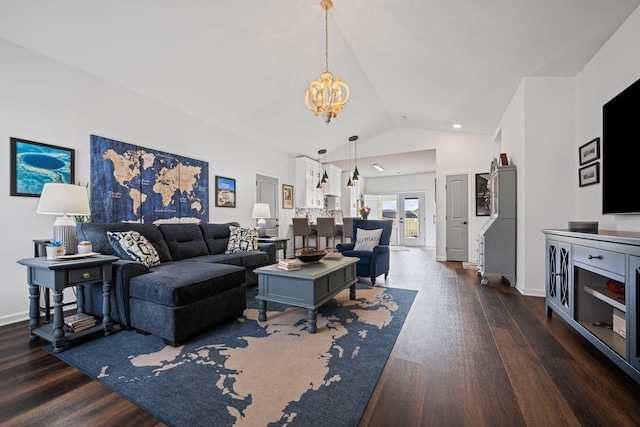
[258,237,289,260]
[33,239,77,322]
[17,254,120,353]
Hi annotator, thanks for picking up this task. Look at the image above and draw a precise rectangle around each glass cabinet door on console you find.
[546,239,572,318]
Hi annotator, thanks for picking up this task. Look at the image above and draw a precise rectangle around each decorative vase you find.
[361,213,368,220]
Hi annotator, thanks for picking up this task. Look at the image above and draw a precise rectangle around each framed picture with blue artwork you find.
[10,137,75,197]
[215,176,236,208]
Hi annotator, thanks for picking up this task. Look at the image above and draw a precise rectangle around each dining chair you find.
[341,217,357,243]
[316,217,337,251]
[292,217,317,253]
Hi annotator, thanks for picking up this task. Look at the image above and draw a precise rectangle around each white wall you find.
[0,38,295,325]
[575,7,640,230]
[363,172,436,247]
[497,77,575,296]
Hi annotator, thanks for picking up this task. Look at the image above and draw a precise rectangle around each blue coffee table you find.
[254,256,358,333]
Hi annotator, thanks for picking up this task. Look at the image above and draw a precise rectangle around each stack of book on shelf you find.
[64,312,96,333]
[278,258,303,271]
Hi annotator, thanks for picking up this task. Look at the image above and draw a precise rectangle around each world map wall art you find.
[90,134,209,224]
[10,137,75,197]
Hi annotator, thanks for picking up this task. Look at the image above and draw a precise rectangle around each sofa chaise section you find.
[128,261,246,345]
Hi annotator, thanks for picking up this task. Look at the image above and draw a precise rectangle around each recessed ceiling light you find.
[452,123,462,129]
[373,164,385,172]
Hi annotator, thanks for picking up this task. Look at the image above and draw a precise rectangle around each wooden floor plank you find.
[456,268,527,426]
[360,357,427,427]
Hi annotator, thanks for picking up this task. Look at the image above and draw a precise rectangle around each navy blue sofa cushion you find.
[159,223,209,261]
[129,262,245,306]
[200,222,240,254]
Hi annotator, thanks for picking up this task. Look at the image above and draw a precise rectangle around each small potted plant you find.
[358,205,371,220]
[46,240,66,259]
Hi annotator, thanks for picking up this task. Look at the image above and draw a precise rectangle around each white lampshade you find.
[252,203,271,237]
[37,183,91,216]
[37,183,91,255]
[252,203,271,219]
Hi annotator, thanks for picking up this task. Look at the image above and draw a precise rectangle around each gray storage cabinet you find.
[478,164,516,286]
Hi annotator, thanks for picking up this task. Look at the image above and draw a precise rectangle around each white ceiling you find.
[1,0,638,178]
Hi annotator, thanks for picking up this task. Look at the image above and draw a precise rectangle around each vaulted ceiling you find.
[1,0,638,177]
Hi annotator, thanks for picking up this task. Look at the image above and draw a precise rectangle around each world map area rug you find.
[48,285,416,427]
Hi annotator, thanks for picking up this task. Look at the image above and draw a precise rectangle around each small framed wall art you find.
[10,137,75,197]
[579,162,600,187]
[215,176,236,207]
[282,184,293,209]
[579,137,600,165]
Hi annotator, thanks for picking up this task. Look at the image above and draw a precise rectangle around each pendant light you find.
[350,135,359,181]
[321,150,328,184]
[316,149,327,189]
[347,137,354,187]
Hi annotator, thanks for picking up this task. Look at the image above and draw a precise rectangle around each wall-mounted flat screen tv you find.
[602,77,640,214]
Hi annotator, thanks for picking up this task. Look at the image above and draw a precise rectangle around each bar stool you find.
[342,217,357,244]
[316,217,337,252]
[292,217,317,253]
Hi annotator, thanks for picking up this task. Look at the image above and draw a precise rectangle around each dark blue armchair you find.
[336,219,393,285]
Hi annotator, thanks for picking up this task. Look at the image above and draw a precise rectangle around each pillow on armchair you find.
[353,228,384,251]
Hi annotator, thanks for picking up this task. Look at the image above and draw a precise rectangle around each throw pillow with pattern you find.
[226,226,259,253]
[353,228,384,251]
[107,230,161,268]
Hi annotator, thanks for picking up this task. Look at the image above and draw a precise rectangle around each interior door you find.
[399,192,425,246]
[446,174,469,261]
[256,174,278,236]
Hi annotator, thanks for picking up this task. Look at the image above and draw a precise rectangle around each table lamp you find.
[252,203,271,238]
[36,183,91,255]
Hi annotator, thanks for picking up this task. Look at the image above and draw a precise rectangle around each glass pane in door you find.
[380,195,397,226]
[403,197,420,239]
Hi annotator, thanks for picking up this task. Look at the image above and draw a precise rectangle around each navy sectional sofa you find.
[76,222,276,346]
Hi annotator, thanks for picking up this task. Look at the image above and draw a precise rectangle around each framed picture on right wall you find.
[579,137,600,165]
[579,162,600,187]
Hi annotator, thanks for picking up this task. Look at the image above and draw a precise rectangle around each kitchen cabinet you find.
[295,157,323,208]
[323,164,342,197]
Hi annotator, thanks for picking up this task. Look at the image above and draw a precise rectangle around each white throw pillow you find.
[107,230,161,268]
[226,226,259,253]
[353,228,383,251]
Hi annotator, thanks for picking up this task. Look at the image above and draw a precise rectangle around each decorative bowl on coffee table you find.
[296,249,327,263]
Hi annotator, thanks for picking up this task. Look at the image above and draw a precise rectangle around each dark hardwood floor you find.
[3,247,640,426]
